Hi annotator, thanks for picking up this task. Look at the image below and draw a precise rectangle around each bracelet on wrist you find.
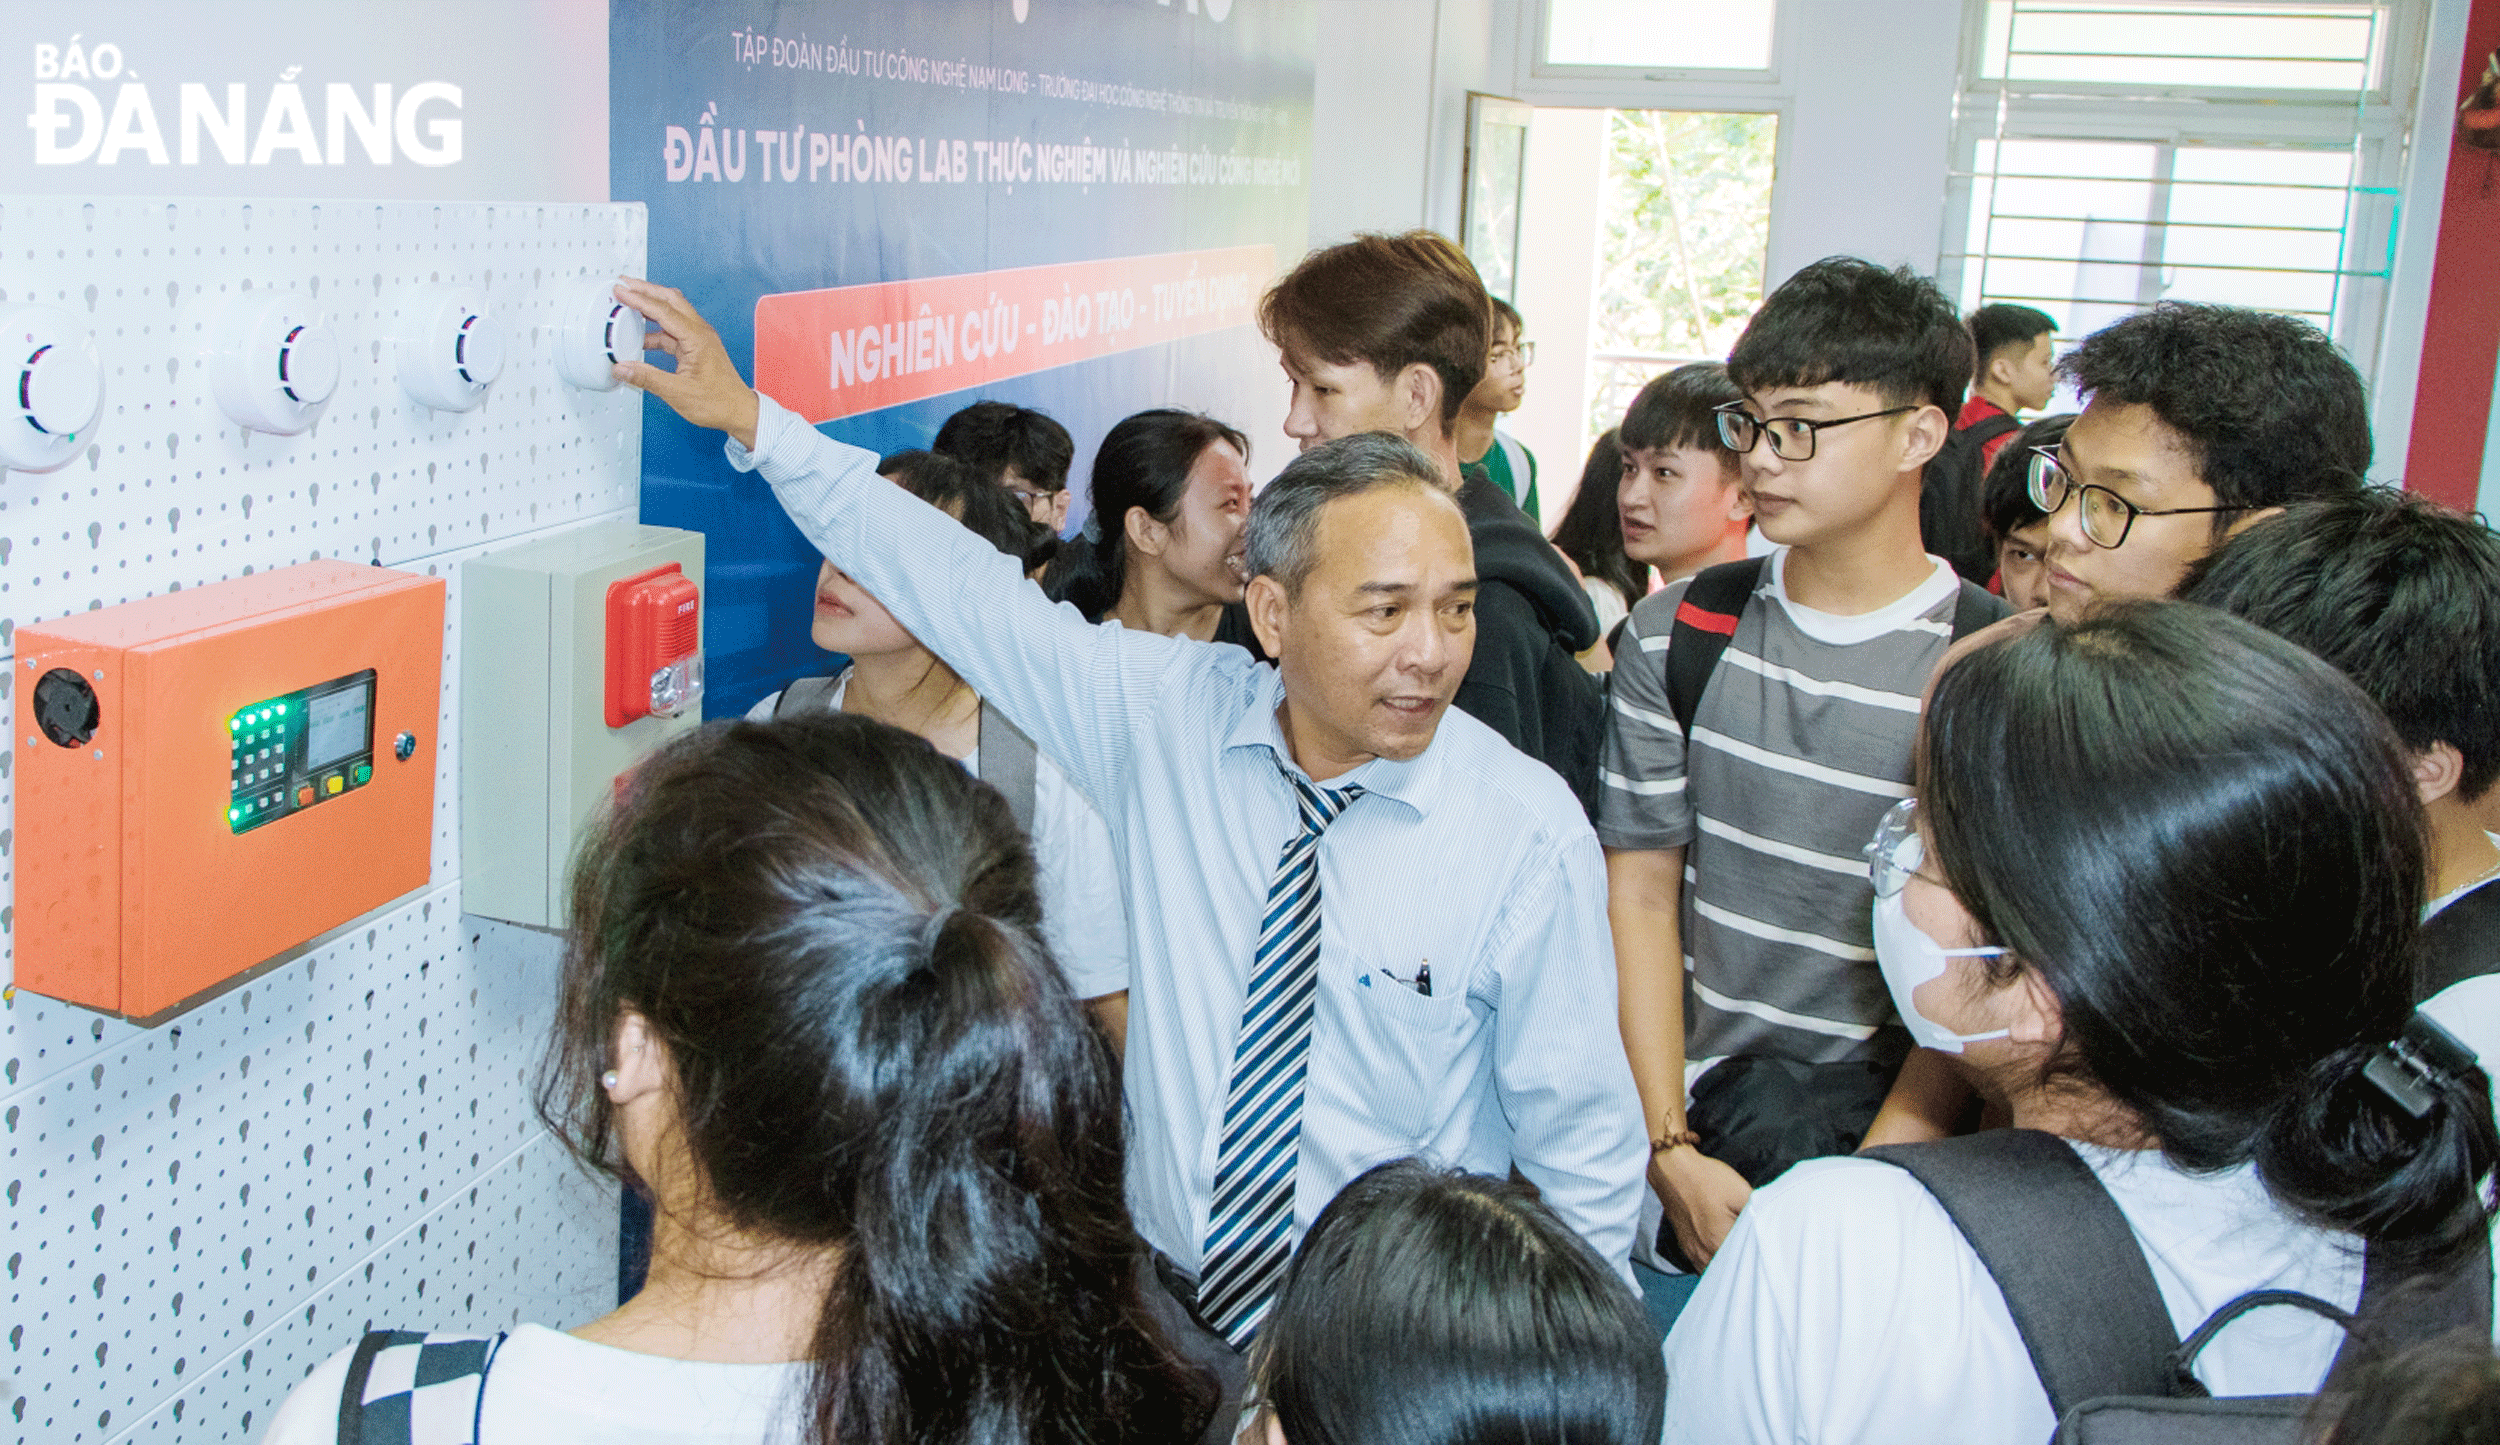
[1650,1128,1701,1157]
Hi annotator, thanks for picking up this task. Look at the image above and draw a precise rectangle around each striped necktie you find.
[1197,773,1365,1348]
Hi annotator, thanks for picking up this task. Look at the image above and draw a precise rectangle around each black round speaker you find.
[33,667,99,748]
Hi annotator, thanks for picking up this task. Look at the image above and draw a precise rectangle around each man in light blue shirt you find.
[611,279,1645,1318]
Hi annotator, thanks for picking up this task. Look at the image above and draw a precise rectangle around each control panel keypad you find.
[226,668,378,834]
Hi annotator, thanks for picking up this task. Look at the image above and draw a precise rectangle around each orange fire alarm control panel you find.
[16,560,445,1023]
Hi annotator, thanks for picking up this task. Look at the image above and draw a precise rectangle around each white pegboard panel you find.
[3,902,613,1442]
[0,197,646,1443]
[0,195,644,626]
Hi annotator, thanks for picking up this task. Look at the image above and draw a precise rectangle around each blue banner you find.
[610,0,1314,716]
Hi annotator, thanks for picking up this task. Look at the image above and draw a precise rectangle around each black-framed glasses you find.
[1489,340,1536,369]
[1713,401,1916,461]
[2024,447,2243,550]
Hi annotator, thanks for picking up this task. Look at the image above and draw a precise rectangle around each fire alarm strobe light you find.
[555,282,647,392]
[395,285,505,411]
[0,303,104,473]
[605,562,703,728]
[210,293,340,435]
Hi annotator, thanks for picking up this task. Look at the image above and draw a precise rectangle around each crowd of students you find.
[262,232,2500,1445]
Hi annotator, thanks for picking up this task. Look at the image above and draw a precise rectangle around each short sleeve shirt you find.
[1596,550,1966,1067]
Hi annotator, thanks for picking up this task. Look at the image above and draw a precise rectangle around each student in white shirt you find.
[1663,602,2500,1445]
[264,716,1215,1445]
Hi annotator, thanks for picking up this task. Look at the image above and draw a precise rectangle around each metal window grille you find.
[1939,2,2425,379]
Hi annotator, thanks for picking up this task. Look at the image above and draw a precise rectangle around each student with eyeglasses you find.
[2026,301,2369,623]
[1661,603,2500,1445]
[1598,257,2007,1291]
[1456,297,1541,524]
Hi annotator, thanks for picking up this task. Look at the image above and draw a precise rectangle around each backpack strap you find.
[773,671,842,718]
[2322,1230,2496,1391]
[1951,578,2011,639]
[335,1329,505,1445]
[978,701,1040,835]
[1664,557,1768,740]
[1862,1130,2184,1418]
[2417,880,2500,997]
[1966,410,2024,452]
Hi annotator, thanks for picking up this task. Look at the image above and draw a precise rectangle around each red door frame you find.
[2403,0,2500,507]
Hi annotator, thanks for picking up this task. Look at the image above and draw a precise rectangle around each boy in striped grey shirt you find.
[1599,258,2006,1274]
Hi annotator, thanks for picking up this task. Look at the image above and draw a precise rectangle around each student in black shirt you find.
[2182,488,2500,1067]
[1256,231,1602,814]
[1044,409,1264,652]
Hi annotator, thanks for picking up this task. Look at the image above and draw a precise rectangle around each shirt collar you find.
[1219,667,1445,817]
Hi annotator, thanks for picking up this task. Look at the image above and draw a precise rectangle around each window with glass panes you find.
[1939,2,2429,384]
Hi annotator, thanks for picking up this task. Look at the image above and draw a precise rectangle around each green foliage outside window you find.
[1589,109,1778,440]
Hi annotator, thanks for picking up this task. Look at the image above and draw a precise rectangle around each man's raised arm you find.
[611,278,1195,809]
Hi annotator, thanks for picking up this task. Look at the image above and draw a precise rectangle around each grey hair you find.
[1243,432,1450,596]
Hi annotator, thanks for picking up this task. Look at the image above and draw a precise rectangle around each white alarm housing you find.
[554,283,647,392]
[395,286,504,412]
[210,294,339,435]
[0,304,105,473]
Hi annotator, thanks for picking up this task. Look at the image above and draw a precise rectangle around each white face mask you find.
[1871,888,2013,1054]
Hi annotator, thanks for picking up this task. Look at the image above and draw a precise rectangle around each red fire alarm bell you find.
[604,562,702,727]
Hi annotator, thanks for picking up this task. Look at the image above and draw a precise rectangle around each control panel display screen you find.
[305,684,371,770]
[227,669,380,834]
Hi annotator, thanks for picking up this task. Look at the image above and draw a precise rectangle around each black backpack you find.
[1924,412,2023,584]
[1863,1129,2494,1444]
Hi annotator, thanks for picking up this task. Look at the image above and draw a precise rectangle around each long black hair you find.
[1044,409,1248,621]
[1548,430,1644,612]
[881,447,1054,572]
[1253,1158,1664,1445]
[538,714,1214,1445]
[1920,602,2500,1265]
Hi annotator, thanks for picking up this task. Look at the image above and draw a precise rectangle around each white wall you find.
[1307,0,1503,246]
[1760,0,1962,285]
[1309,0,1438,243]
[1424,0,1502,237]
[1508,107,1610,514]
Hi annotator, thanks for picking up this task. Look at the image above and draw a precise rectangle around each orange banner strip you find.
[752,244,1276,424]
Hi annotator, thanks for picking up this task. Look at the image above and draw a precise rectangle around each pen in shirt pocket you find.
[1377,960,1432,997]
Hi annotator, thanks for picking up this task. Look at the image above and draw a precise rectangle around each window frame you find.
[1936,0,2429,382]
[1517,0,1792,102]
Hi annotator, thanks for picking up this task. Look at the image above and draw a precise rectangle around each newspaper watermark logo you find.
[27,36,463,168]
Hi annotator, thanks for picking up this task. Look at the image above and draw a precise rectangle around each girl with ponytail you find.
[263,713,1216,1445]
[1663,602,2500,1445]
[1044,409,1257,646]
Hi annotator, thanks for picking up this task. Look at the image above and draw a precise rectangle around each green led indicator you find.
[229,719,240,732]
[228,807,240,821]
[276,703,287,715]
